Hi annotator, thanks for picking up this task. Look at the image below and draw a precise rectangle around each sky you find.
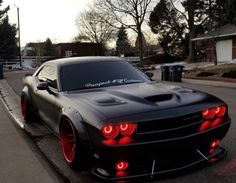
[2,0,93,46]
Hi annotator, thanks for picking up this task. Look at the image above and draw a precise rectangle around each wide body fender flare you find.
[59,107,92,150]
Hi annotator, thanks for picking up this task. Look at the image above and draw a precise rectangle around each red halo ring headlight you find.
[202,105,227,119]
[215,105,227,117]
[202,108,215,119]
[202,109,210,118]
[119,123,136,136]
[102,124,119,139]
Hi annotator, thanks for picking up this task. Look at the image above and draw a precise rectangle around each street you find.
[1,70,236,183]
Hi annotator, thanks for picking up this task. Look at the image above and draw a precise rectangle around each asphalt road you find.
[3,70,236,183]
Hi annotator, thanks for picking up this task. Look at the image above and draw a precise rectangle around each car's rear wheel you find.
[21,96,34,122]
[60,118,83,169]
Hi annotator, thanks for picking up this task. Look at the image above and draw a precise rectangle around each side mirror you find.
[37,82,48,90]
[145,71,154,78]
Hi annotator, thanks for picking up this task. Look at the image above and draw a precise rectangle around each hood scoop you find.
[93,96,125,106]
[145,94,173,103]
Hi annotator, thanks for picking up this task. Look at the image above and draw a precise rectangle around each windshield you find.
[60,60,150,91]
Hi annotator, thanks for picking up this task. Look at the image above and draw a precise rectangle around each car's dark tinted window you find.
[37,65,58,89]
[60,60,150,91]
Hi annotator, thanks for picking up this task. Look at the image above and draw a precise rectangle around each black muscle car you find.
[21,57,231,180]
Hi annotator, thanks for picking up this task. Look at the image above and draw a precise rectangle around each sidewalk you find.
[0,88,62,183]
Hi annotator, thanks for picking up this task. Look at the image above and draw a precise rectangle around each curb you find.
[0,80,25,128]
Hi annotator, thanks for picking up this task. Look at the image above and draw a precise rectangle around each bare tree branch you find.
[95,0,154,62]
[76,9,115,46]
[170,0,188,22]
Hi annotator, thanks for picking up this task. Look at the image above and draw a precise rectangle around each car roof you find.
[45,56,127,67]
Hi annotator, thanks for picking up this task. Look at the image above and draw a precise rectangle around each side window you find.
[45,66,58,89]
[37,67,46,81]
[37,65,58,89]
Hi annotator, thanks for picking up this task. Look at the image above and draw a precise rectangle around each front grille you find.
[137,112,203,140]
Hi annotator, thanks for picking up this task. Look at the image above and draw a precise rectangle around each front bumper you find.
[92,146,226,181]
[90,120,230,181]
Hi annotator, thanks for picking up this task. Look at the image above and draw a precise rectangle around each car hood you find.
[66,82,219,120]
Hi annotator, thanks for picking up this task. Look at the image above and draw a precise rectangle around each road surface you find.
[3,70,236,183]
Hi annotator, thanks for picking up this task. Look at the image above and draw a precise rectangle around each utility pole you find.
[16,7,22,67]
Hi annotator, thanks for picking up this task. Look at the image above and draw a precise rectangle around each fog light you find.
[209,148,216,155]
[209,140,220,154]
[210,140,220,149]
[115,161,129,171]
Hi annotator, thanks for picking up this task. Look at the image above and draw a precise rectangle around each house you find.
[23,42,45,57]
[192,24,236,63]
[23,42,104,57]
[55,42,104,57]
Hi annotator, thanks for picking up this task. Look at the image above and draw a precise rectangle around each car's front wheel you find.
[60,118,85,169]
[21,95,35,122]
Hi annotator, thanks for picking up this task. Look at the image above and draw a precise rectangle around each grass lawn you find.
[184,64,236,79]
[204,64,236,73]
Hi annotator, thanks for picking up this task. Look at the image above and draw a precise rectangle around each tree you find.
[43,38,56,56]
[76,9,115,48]
[116,26,130,55]
[0,0,8,20]
[0,1,18,59]
[96,0,153,63]
[149,0,188,56]
[216,0,236,26]
[149,0,224,61]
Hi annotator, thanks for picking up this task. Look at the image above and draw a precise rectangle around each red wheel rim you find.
[21,98,26,117]
[60,119,77,164]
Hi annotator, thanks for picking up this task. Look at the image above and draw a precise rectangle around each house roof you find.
[56,42,101,46]
[27,42,45,47]
[192,24,236,41]
[26,42,100,48]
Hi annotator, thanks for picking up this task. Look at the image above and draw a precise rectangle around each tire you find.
[21,95,35,122]
[59,118,86,169]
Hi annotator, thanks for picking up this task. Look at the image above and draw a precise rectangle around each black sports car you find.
[21,57,231,180]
